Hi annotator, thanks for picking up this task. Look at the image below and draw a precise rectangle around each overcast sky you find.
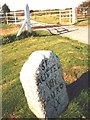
[0,0,86,11]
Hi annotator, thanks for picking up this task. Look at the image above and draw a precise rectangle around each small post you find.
[14,11,17,24]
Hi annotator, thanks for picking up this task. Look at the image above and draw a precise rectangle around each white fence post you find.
[6,12,8,24]
[59,10,61,24]
[14,11,17,24]
[69,9,71,24]
[72,7,77,24]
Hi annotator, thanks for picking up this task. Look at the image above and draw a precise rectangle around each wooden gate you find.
[59,8,77,25]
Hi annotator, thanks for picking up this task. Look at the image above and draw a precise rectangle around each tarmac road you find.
[60,25,89,45]
[31,20,89,45]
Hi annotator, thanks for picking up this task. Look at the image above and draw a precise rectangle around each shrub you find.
[2,31,33,45]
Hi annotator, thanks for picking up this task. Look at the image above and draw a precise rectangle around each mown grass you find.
[1,30,89,119]
[60,88,89,118]
[75,20,88,26]
[0,23,12,29]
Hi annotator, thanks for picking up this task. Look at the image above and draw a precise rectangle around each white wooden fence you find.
[59,8,77,25]
[0,7,78,25]
[0,4,32,36]
[0,10,24,24]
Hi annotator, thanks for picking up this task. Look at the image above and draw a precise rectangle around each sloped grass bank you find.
[0,23,12,29]
[2,30,89,119]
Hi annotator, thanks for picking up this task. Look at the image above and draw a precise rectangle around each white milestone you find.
[20,50,69,118]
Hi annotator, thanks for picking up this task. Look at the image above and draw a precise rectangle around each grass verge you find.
[74,18,90,26]
[0,23,12,29]
[1,30,89,119]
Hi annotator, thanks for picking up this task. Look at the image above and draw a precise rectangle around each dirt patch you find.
[1,79,16,90]
[72,66,85,69]
[67,51,74,54]
[64,73,75,83]
[8,114,18,120]
[0,25,24,36]
[76,56,88,60]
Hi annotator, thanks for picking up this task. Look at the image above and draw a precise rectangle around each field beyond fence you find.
[0,7,90,25]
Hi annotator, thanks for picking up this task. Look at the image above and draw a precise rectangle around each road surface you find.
[60,25,89,45]
[31,20,89,45]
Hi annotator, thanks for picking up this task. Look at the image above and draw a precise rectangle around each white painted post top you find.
[25,4,32,33]
[25,4,30,21]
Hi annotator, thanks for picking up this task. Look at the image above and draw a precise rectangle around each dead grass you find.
[72,66,86,70]
[0,24,25,36]
[64,73,75,83]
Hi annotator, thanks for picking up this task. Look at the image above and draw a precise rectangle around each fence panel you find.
[0,11,25,24]
[59,8,77,25]
[0,7,89,25]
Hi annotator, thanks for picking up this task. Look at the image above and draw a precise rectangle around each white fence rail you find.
[59,8,77,25]
[0,11,25,24]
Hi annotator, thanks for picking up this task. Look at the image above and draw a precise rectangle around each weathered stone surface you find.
[20,50,69,118]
